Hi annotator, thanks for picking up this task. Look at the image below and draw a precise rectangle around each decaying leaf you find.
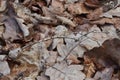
[9,47,21,59]
[15,18,30,37]
[52,25,67,49]
[8,63,38,80]
[67,54,81,64]
[66,2,89,15]
[91,18,120,26]
[45,61,85,80]
[0,61,10,75]
[49,0,64,15]
[3,17,23,41]
[0,0,120,80]
[56,16,76,27]
[46,51,58,66]
[2,2,30,41]
[87,8,103,20]
[94,67,114,80]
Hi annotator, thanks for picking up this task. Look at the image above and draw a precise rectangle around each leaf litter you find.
[0,0,120,80]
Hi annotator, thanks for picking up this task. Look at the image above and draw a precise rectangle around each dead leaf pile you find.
[0,0,120,80]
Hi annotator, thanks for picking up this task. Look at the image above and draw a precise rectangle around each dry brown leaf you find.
[91,18,115,25]
[56,15,76,27]
[67,54,80,64]
[49,0,64,15]
[42,6,54,17]
[7,63,38,80]
[75,24,91,32]
[86,63,96,78]
[1,0,120,80]
[66,2,89,15]
[87,8,103,20]
[84,56,96,78]
[91,18,120,30]
[45,61,85,80]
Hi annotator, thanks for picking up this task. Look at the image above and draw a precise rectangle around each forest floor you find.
[0,0,120,80]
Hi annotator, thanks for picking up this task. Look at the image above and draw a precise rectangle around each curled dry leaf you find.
[56,15,76,27]
[31,13,57,25]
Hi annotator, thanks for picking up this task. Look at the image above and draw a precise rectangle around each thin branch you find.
[51,66,66,75]
[63,31,95,61]
[22,36,80,50]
